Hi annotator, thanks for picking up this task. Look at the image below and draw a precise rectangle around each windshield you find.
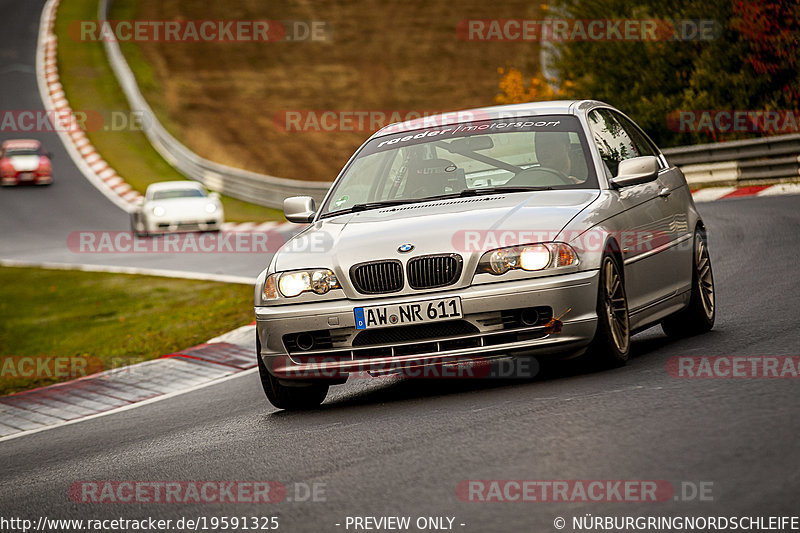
[152,188,206,200]
[321,115,596,216]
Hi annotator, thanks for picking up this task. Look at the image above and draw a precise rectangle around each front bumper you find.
[255,269,600,378]
[1,173,51,185]
[145,216,223,233]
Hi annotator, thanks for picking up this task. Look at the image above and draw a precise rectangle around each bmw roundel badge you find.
[398,243,414,253]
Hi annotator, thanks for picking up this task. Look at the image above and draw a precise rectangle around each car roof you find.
[2,139,41,150]
[370,99,611,139]
[146,181,204,192]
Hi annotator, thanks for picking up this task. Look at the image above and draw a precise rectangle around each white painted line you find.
[278,222,307,233]
[0,368,257,443]
[207,324,256,345]
[0,259,256,285]
[91,160,109,172]
[98,168,116,179]
[691,187,736,203]
[228,222,256,232]
[253,221,279,232]
[757,183,800,197]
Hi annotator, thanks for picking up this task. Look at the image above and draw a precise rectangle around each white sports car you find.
[130,181,224,237]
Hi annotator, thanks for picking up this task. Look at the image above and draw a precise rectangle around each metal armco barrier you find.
[99,0,332,209]
[663,134,800,186]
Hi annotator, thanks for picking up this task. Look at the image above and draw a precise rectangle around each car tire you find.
[257,334,328,410]
[130,212,148,238]
[662,230,715,337]
[586,252,631,367]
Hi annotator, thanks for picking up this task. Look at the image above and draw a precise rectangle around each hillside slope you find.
[118,0,541,181]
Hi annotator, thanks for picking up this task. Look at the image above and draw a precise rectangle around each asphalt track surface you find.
[0,0,272,279]
[2,1,800,531]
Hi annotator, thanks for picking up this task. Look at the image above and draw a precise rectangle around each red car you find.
[0,139,52,186]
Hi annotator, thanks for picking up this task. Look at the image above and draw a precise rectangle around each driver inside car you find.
[534,131,584,184]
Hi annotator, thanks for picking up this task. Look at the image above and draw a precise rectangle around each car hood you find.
[8,155,40,172]
[275,190,600,273]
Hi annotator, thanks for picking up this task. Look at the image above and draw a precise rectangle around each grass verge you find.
[52,0,285,223]
[0,266,254,396]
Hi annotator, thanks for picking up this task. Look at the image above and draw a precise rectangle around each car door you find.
[587,108,677,315]
[615,112,694,297]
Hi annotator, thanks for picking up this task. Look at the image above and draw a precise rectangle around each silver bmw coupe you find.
[254,100,715,409]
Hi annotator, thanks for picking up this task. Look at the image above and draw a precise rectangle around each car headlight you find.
[152,206,166,217]
[477,243,578,275]
[205,203,217,213]
[264,269,341,299]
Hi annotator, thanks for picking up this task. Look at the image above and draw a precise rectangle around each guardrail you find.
[99,0,332,209]
[100,0,798,198]
[662,133,800,186]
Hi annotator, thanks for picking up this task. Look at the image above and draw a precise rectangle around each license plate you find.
[354,297,462,330]
[20,173,34,181]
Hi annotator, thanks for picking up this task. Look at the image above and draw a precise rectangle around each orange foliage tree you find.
[495,67,575,105]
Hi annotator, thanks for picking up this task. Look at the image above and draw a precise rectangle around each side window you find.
[614,112,658,160]
[587,109,639,176]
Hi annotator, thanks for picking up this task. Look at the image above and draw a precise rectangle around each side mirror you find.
[283,196,316,223]
[209,191,220,200]
[610,155,659,188]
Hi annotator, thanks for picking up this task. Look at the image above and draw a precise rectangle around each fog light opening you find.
[295,333,315,351]
[520,308,540,326]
